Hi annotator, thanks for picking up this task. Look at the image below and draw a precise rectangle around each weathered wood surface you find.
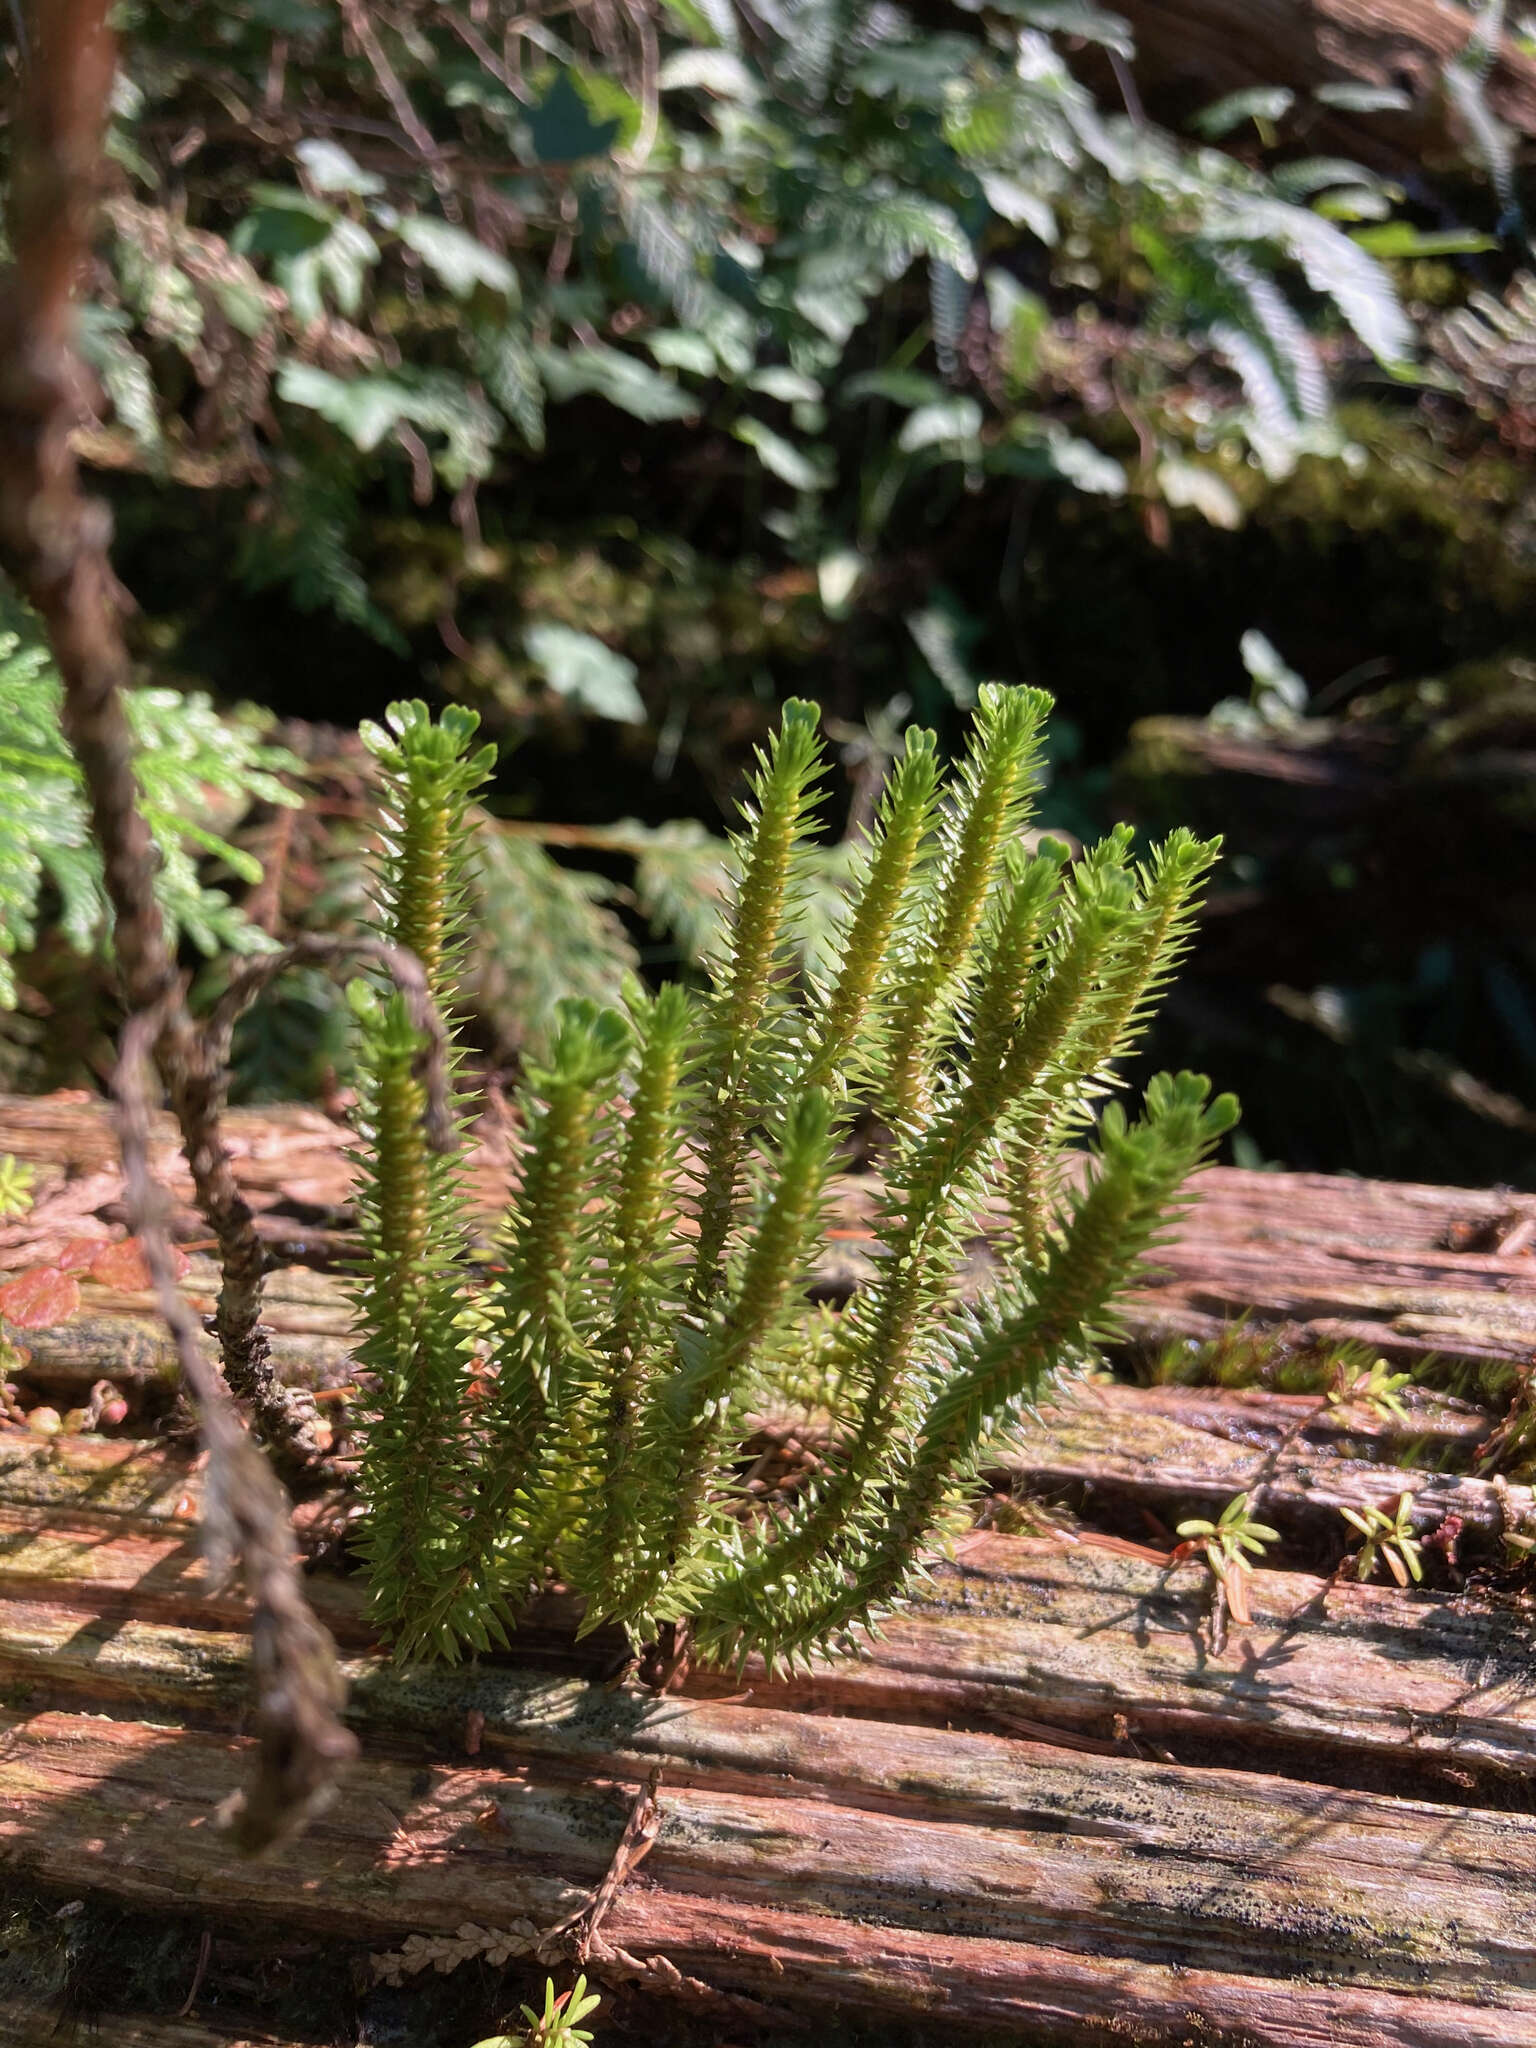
[5,1465,1536,2036]
[2,1489,1534,1788]
[12,1692,1536,2048]
[999,1382,1529,1558]
[4,1094,1536,1389]
[0,2004,298,2048]
[7,1602,1536,2043]
[3,1096,1536,2042]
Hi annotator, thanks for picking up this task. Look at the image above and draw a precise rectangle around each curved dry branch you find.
[208,933,455,1153]
[113,1011,358,1851]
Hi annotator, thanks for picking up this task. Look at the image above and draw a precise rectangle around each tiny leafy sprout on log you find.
[348,690,1240,1670]
[0,1154,35,1219]
[472,1974,602,2048]
[1328,1356,1414,1427]
[1341,1493,1425,1587]
[1175,1491,1279,1626]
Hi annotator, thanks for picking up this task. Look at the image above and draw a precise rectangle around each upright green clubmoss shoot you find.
[347,701,498,1656]
[348,690,1237,1667]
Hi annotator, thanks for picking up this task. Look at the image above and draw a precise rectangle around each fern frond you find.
[465,820,636,1057]
[0,596,300,1009]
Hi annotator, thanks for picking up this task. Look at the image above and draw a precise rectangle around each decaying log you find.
[3,1471,1535,1790]
[4,1096,1535,1398]
[6,1658,1536,2046]
[0,1433,202,1519]
[11,1692,1536,2048]
[1069,0,1536,181]
[2,1097,1536,2041]
[1104,1379,1495,1459]
[0,1093,501,1254]
[0,2004,301,2048]
[0,1260,355,1398]
[1000,1381,1529,1557]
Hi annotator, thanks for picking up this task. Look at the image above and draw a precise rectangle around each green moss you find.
[1142,1319,1523,1421]
[1144,1317,1378,1395]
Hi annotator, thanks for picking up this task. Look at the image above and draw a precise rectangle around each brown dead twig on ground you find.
[0,0,360,1846]
[114,1010,356,1850]
[544,1769,664,1965]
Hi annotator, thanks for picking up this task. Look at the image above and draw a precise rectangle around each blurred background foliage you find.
[2,0,1536,1184]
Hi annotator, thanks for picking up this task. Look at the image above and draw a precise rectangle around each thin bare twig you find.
[177,1013,325,1466]
[0,1,313,1459]
[542,1768,663,1965]
[443,6,531,104]
[208,933,455,1151]
[337,0,455,206]
[394,419,434,504]
[2,218,314,1443]
[115,1011,358,1852]
[1107,49,1146,128]
[175,1929,213,2017]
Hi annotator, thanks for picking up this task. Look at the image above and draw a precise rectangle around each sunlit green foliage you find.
[472,1974,602,2048]
[351,693,1236,1665]
[1341,1492,1424,1586]
[0,1154,35,1219]
[67,1,1420,666]
[0,595,299,1008]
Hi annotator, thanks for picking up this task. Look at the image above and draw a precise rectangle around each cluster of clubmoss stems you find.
[348,694,1235,1669]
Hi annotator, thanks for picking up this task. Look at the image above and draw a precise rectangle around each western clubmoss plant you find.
[346,701,499,1654]
[351,690,1238,1666]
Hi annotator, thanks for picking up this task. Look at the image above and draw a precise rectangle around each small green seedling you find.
[472,1974,602,2048]
[1340,1492,1423,1586]
[1176,1491,1278,1624]
[1329,1357,1413,1428]
[0,1154,35,1220]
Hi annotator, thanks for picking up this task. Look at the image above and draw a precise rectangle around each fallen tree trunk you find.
[1084,0,1536,175]
[903,0,1536,182]
[998,1380,1528,1558]
[3,1099,1536,2042]
[4,1096,1534,1398]
[6,1527,1536,2043]
[0,2006,302,2048]
[2,1467,1534,1791]
[11,1696,1535,2048]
